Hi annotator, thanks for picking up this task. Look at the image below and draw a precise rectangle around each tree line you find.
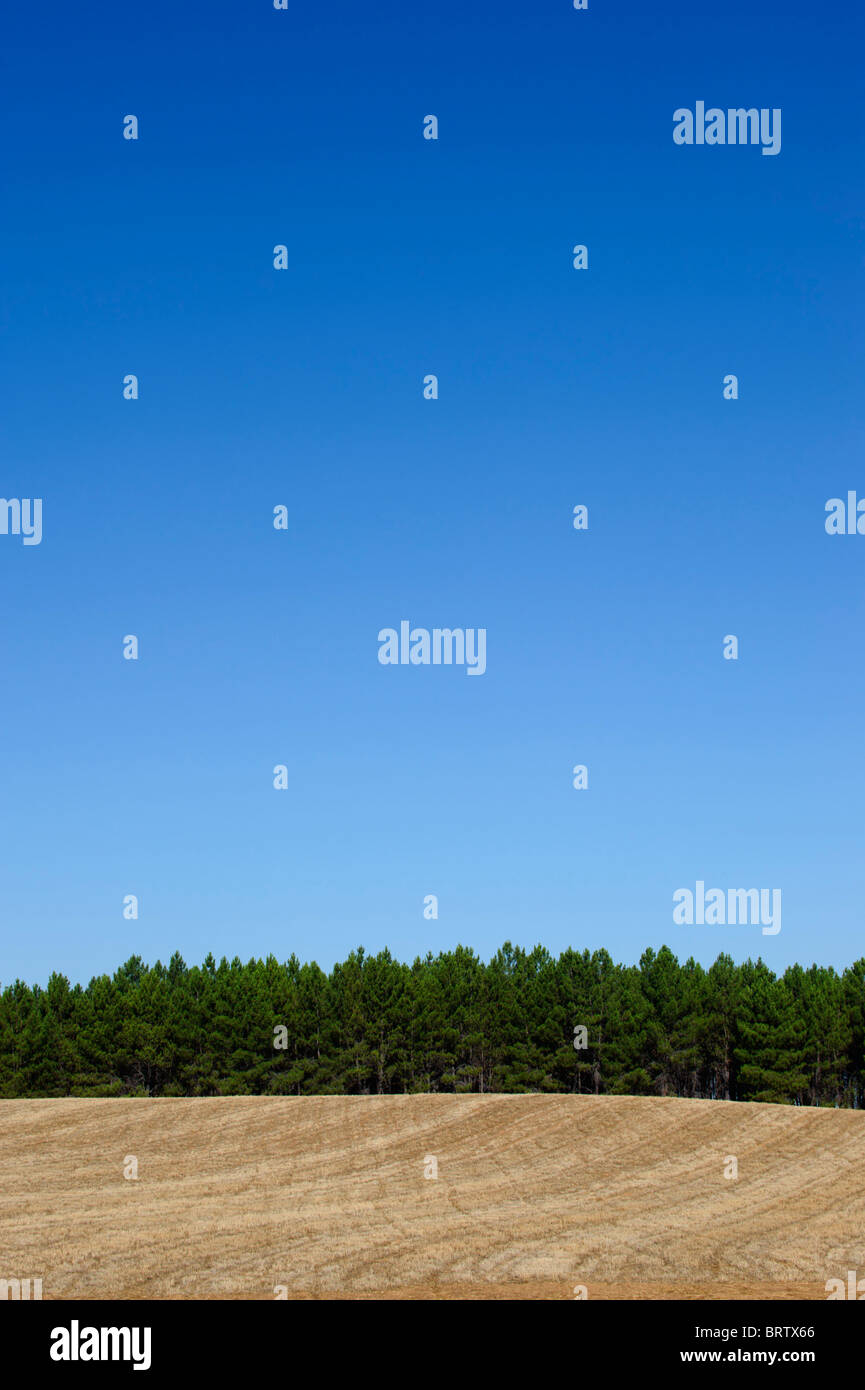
[1,944,863,1106]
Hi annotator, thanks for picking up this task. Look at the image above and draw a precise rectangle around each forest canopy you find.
[1,944,862,1106]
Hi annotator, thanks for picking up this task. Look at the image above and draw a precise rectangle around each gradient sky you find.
[2,0,863,986]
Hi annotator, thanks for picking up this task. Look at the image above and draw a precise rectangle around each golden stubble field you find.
[1,1094,862,1300]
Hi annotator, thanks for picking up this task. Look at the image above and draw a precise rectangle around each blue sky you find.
[2,0,863,985]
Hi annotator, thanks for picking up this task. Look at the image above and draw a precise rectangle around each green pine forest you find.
[1,945,863,1105]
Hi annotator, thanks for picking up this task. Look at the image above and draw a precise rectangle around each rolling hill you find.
[2,1094,862,1299]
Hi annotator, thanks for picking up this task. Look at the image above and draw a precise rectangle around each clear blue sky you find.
[2,0,863,985]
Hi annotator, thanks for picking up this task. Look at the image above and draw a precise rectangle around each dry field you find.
[1,1094,862,1300]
